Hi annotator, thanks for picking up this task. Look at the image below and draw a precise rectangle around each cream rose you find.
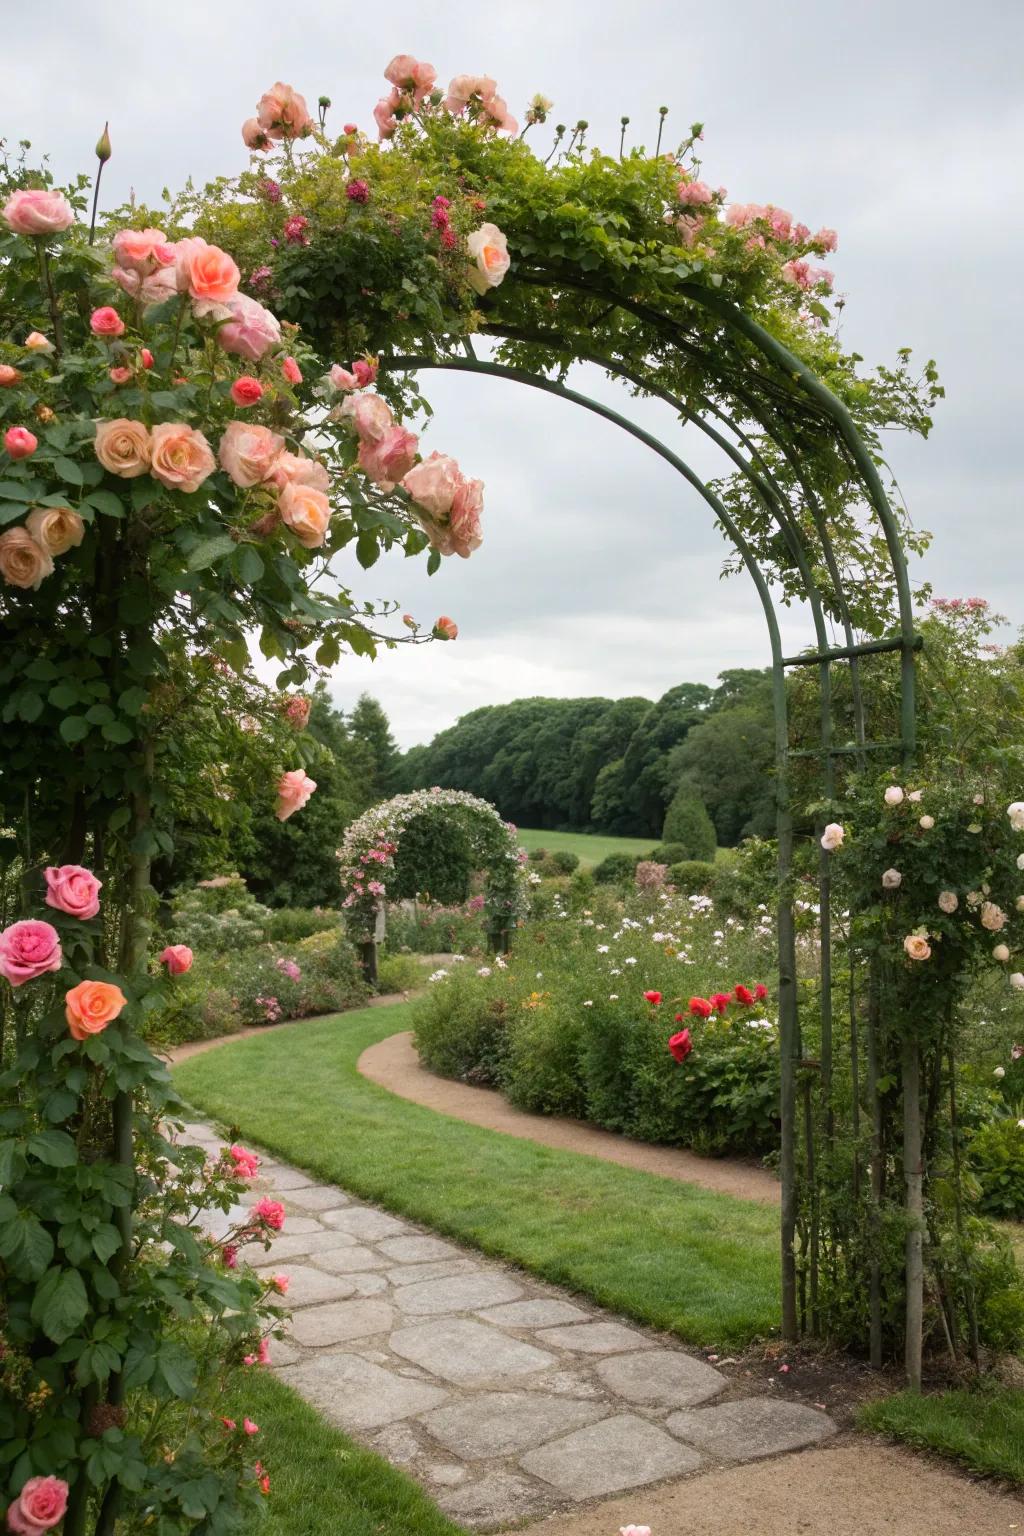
[884,785,904,806]
[919,814,935,830]
[94,418,152,478]
[0,526,54,589]
[993,944,1010,963]
[149,423,216,493]
[903,933,932,961]
[980,901,1008,932]
[1008,801,1024,831]
[25,505,85,556]
[881,868,902,890]
[937,890,959,914]
[820,822,844,852]
[466,222,510,294]
[279,482,331,548]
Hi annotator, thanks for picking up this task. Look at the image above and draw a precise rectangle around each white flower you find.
[981,901,1007,932]
[610,968,621,976]
[881,868,903,890]
[1018,1119,1024,1130]
[477,966,492,978]
[908,790,923,803]
[495,955,507,969]
[994,1065,1006,1078]
[973,793,985,805]
[884,786,905,806]
[624,957,638,966]
[1011,973,1024,991]
[967,823,982,835]
[528,871,542,886]
[919,815,935,830]
[993,945,1010,963]
[597,944,610,954]
[820,822,844,852]
[1017,853,1024,871]
[1008,801,1024,832]
[450,953,466,963]
[536,971,543,979]
[1016,897,1024,913]
[428,969,448,983]
[583,1000,593,1007]
[609,994,619,1001]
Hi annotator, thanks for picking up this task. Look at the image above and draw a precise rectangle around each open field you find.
[515,827,679,865]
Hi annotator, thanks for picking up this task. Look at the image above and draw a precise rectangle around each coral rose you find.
[90,306,126,338]
[3,189,74,236]
[432,615,458,641]
[281,355,302,385]
[149,422,216,493]
[445,74,498,112]
[217,293,281,362]
[44,864,102,920]
[276,769,317,821]
[257,82,312,140]
[66,979,127,1039]
[669,1028,693,1063]
[279,482,331,548]
[5,426,37,459]
[113,227,174,273]
[160,944,193,974]
[373,90,400,140]
[903,934,932,962]
[25,505,85,556]
[0,919,62,985]
[5,1476,69,1534]
[230,376,263,407]
[218,421,285,487]
[186,243,240,304]
[242,118,272,151]
[94,418,152,478]
[466,223,510,294]
[0,527,54,589]
[252,1196,286,1229]
[358,425,418,488]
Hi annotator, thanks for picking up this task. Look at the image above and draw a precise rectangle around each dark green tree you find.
[349,691,401,796]
[661,782,717,859]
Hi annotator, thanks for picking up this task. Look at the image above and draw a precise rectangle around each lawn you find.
[173,1002,780,1348]
[223,1368,464,1536]
[515,827,671,866]
[859,1386,1024,1485]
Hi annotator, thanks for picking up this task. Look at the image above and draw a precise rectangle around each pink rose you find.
[90,306,126,338]
[781,259,812,289]
[373,90,401,140]
[0,528,54,589]
[160,944,193,974]
[109,366,131,384]
[340,391,394,442]
[449,476,484,558]
[330,364,360,391]
[3,189,74,237]
[433,615,458,641]
[94,418,151,478]
[384,55,437,104]
[256,82,312,141]
[5,1476,69,1533]
[44,864,102,920]
[401,451,462,518]
[0,365,20,386]
[5,427,37,460]
[814,227,838,252]
[281,355,302,385]
[242,118,272,151]
[445,75,498,113]
[230,376,263,407]
[113,227,175,273]
[0,919,62,986]
[252,1196,286,1229]
[465,223,510,294]
[267,452,329,493]
[678,178,713,206]
[149,423,216,493]
[358,425,419,489]
[111,264,177,308]
[352,358,377,387]
[229,1144,260,1177]
[185,243,240,304]
[276,769,317,821]
[279,482,331,548]
[768,206,793,240]
[218,422,285,487]
[217,293,281,362]
[25,506,85,555]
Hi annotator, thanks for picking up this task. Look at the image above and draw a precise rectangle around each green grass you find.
[859,1386,1024,1485]
[173,1003,780,1348]
[515,827,661,866]
[223,1368,464,1536]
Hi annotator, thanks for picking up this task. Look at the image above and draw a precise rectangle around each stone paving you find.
[181,1120,836,1529]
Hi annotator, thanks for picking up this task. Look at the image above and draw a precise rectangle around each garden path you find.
[357,1028,780,1205]
[178,1117,828,1530]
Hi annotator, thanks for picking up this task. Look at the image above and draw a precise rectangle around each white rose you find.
[919,815,935,830]
[1011,973,1024,991]
[907,790,923,803]
[884,786,904,806]
[1008,801,1024,831]
[1017,854,1024,871]
[937,890,959,914]
[993,944,1010,962]
[994,1065,1006,1078]
[820,822,844,852]
[881,868,903,890]
[1016,897,1024,913]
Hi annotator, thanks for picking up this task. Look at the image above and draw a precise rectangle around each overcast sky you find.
[5,1,1021,745]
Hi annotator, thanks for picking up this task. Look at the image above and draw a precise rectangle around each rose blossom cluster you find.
[0,480,84,592]
[401,451,484,559]
[370,56,519,141]
[242,82,314,151]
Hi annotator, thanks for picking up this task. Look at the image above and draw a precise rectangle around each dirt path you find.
[357,1030,780,1206]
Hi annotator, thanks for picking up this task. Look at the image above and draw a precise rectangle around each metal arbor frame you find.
[381,286,925,1376]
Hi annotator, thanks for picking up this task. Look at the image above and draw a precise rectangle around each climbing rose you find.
[149,422,216,493]
[256,82,312,140]
[341,391,394,441]
[884,785,904,806]
[358,425,418,488]
[643,990,663,1006]
[94,418,151,477]
[269,451,330,492]
[281,355,302,385]
[733,984,754,1005]
[252,1197,286,1230]
[402,451,462,517]
[937,890,958,913]
[25,506,85,555]
[230,376,263,407]
[218,422,285,487]
[65,979,127,1039]
[113,227,174,273]
[0,920,62,986]
[283,695,311,729]
[242,118,272,151]
[160,944,193,974]
[445,73,498,113]
[1012,974,1024,991]
[466,223,510,294]
[678,178,713,205]
[981,901,1008,932]
[993,944,1010,962]
[24,332,53,352]
[918,815,935,830]
[820,823,844,851]
[0,527,53,589]
[90,306,126,338]
[5,426,37,459]
[44,864,102,920]
[0,364,20,386]
[1008,801,1024,832]
[279,482,331,548]
[276,769,317,821]
[186,243,240,304]
[432,616,458,641]
[3,189,74,235]
[903,934,932,962]
[217,293,281,362]
[688,996,713,1018]
[384,54,437,103]
[668,1028,693,1063]
[5,1476,69,1533]
[881,868,902,890]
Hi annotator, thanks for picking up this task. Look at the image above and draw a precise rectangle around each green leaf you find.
[32,1266,89,1343]
[153,1341,196,1400]
[59,716,90,744]
[355,530,379,570]
[186,534,236,572]
[53,456,84,486]
[101,721,134,745]
[27,1130,77,1167]
[43,1089,79,1122]
[232,544,264,584]
[0,1139,26,1185]
[84,703,115,726]
[0,502,29,525]
[91,1224,123,1263]
[47,682,81,710]
[83,490,124,519]
[117,686,148,717]
[0,1210,53,1279]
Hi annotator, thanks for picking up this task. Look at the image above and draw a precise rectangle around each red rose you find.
[674,1013,684,1023]
[709,992,731,1014]
[643,990,662,1006]
[668,1028,693,1063]
[734,984,754,1006]
[755,983,769,1001]
[688,996,713,1018]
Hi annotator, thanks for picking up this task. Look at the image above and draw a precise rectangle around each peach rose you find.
[25,505,85,556]
[268,452,330,492]
[276,768,317,820]
[903,933,932,962]
[44,864,102,920]
[466,223,510,294]
[5,1476,69,1534]
[257,82,313,140]
[0,527,54,589]
[216,293,281,362]
[433,615,458,640]
[173,236,209,295]
[279,482,331,548]
[820,822,844,852]
[94,418,152,478]
[981,901,1008,932]
[113,227,175,273]
[0,364,22,386]
[402,451,462,518]
[937,890,959,914]
[358,425,419,489]
[160,944,193,974]
[217,421,285,487]
[242,118,273,151]
[65,979,127,1040]
[185,243,240,304]
[448,476,483,557]
[339,391,394,442]
[3,189,74,236]
[149,422,216,493]
[445,75,498,113]
[24,331,54,353]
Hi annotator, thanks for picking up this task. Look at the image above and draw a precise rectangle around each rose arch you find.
[338,787,528,973]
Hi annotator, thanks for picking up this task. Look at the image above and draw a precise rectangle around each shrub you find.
[529,847,548,863]
[593,852,639,885]
[968,1117,1024,1218]
[669,860,717,894]
[708,836,778,916]
[265,907,340,943]
[634,860,668,892]
[549,849,581,875]
[377,951,427,994]
[648,842,689,865]
[501,996,588,1117]
[384,900,488,955]
[390,810,475,904]
[662,783,717,861]
[415,966,510,1085]
[169,876,272,953]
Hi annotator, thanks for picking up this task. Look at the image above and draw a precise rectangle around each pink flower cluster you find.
[342,839,398,910]
[276,956,302,981]
[337,390,419,491]
[229,1144,261,1178]
[242,82,314,150]
[372,57,518,140]
[330,356,378,392]
[401,451,484,559]
[931,596,989,614]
